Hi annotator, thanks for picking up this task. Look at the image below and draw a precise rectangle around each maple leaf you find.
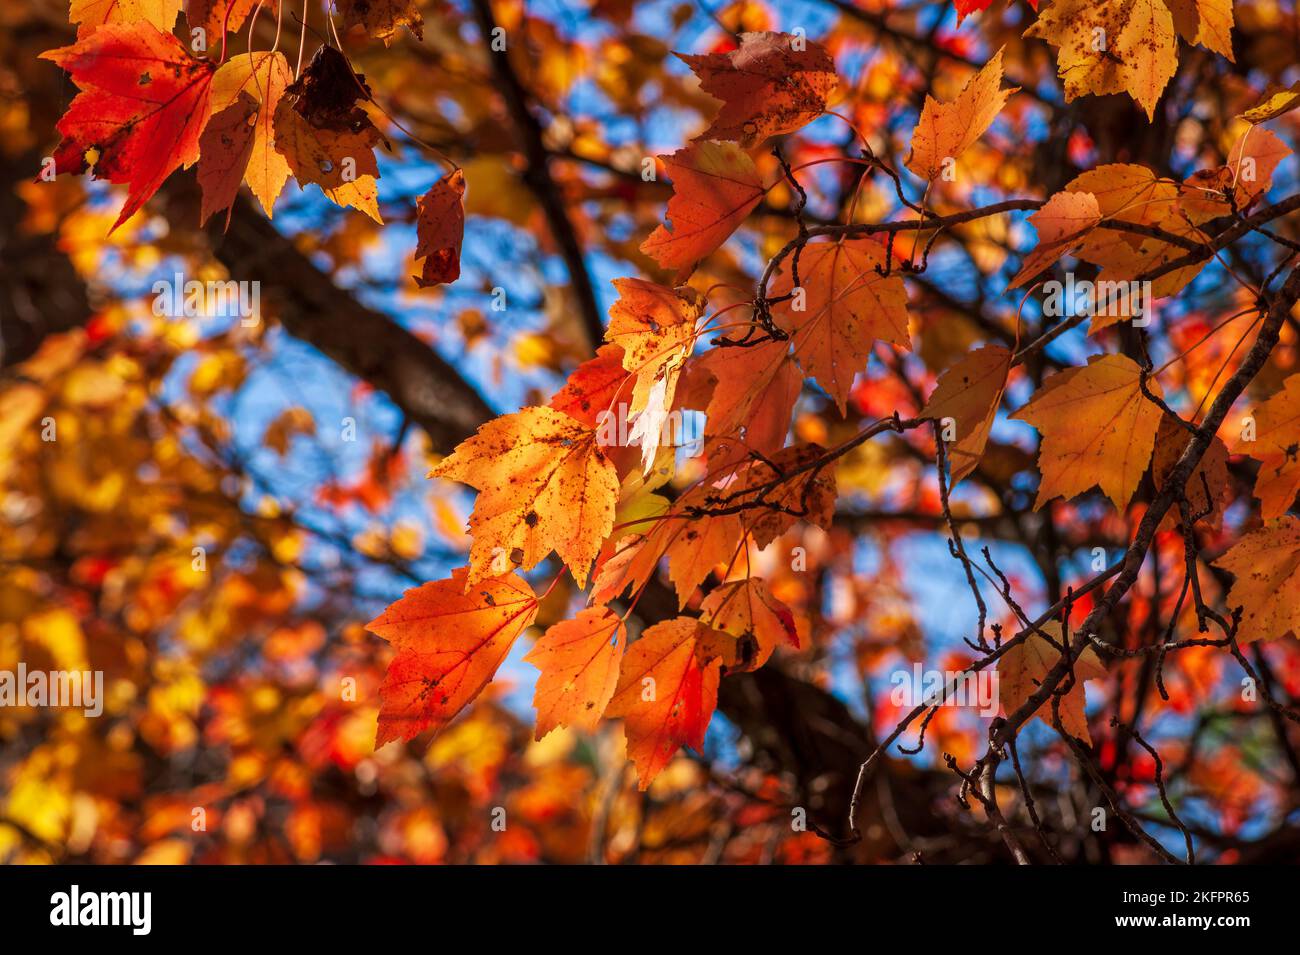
[1212,518,1300,644]
[998,622,1106,743]
[1236,373,1300,520]
[197,93,257,229]
[1180,128,1290,224]
[549,343,630,429]
[1151,413,1230,528]
[699,577,798,672]
[429,406,618,588]
[1241,82,1300,124]
[1011,353,1164,510]
[273,45,385,222]
[43,23,218,230]
[1008,190,1102,288]
[955,0,996,21]
[1070,163,1176,225]
[335,0,425,45]
[768,239,910,411]
[662,504,743,607]
[604,616,728,788]
[1061,163,1203,303]
[694,338,801,460]
[368,568,539,746]
[905,47,1017,181]
[185,0,256,41]
[70,0,181,37]
[414,170,466,288]
[523,607,625,739]
[1025,0,1177,121]
[1165,0,1235,60]
[605,279,702,408]
[208,51,293,218]
[677,31,837,147]
[920,344,1013,484]
[589,532,655,607]
[639,141,765,281]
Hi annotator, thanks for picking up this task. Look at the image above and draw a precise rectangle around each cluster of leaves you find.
[367,15,1300,797]
[17,0,1300,861]
[42,0,464,282]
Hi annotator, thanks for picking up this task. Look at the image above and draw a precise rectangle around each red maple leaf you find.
[42,22,217,230]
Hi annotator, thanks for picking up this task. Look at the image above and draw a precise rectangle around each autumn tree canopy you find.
[2,0,1300,866]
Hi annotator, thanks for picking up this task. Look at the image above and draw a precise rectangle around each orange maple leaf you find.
[1212,518,1300,644]
[920,343,1013,485]
[1008,190,1102,288]
[1151,413,1230,529]
[523,607,626,739]
[604,278,703,415]
[699,577,798,671]
[198,93,258,230]
[1011,354,1164,510]
[1025,0,1177,120]
[905,46,1016,181]
[639,142,764,281]
[429,406,619,588]
[605,616,729,788]
[768,239,910,412]
[273,46,385,222]
[1236,374,1300,521]
[549,343,630,428]
[207,51,294,219]
[368,568,539,747]
[70,0,181,38]
[694,338,801,461]
[998,622,1106,743]
[185,0,257,42]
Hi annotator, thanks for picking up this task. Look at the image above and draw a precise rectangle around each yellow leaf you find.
[1164,0,1235,61]
[68,0,181,38]
[905,46,1017,181]
[1236,373,1300,521]
[1212,518,1300,644]
[1241,82,1300,124]
[429,406,618,588]
[211,52,293,217]
[1026,0,1177,121]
